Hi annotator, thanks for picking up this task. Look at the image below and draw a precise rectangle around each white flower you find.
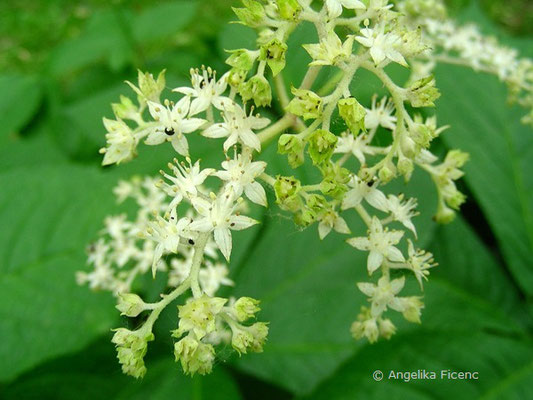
[202,105,269,152]
[173,67,233,116]
[385,194,419,236]
[357,276,405,317]
[101,118,137,166]
[334,132,381,165]
[200,261,234,296]
[214,152,267,207]
[406,240,436,289]
[145,215,191,275]
[364,95,396,131]
[355,26,407,67]
[325,0,365,18]
[189,189,259,261]
[161,158,215,208]
[342,175,388,212]
[347,217,404,274]
[145,97,206,156]
[317,210,350,240]
[303,32,354,66]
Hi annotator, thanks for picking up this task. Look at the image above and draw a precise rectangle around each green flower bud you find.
[112,95,140,121]
[319,164,350,199]
[293,206,317,227]
[444,149,469,169]
[126,69,166,104]
[226,49,259,71]
[400,135,417,158]
[174,336,215,376]
[232,0,265,27]
[234,297,261,322]
[228,68,248,88]
[274,175,302,212]
[276,0,302,21]
[397,156,414,181]
[409,122,435,148]
[278,134,305,168]
[378,162,396,183]
[260,39,288,76]
[231,328,255,355]
[247,322,269,352]
[307,130,338,166]
[176,295,227,339]
[378,318,396,340]
[112,328,154,379]
[407,76,440,108]
[116,293,145,317]
[401,297,424,323]
[338,97,366,134]
[286,87,323,120]
[240,75,272,107]
[434,202,456,224]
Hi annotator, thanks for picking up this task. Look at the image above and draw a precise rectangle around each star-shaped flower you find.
[347,217,404,274]
[189,189,259,260]
[202,105,269,152]
[357,275,405,317]
[145,97,206,156]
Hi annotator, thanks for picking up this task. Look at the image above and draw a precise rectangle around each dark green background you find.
[0,1,532,399]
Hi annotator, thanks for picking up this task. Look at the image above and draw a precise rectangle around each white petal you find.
[145,130,166,145]
[214,228,232,261]
[229,215,258,231]
[367,250,383,274]
[191,197,212,216]
[366,189,389,212]
[357,282,376,297]
[172,87,196,96]
[239,129,261,152]
[203,124,229,138]
[244,181,267,207]
[342,188,363,210]
[386,246,405,262]
[171,134,189,156]
[390,276,405,294]
[333,216,351,234]
[147,101,164,120]
[189,218,213,232]
[326,0,342,18]
[346,237,370,250]
[190,97,210,116]
[318,221,332,240]
[181,118,206,133]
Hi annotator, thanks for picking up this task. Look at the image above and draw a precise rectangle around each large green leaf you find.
[227,182,522,397]
[0,74,42,143]
[1,339,241,400]
[0,166,121,381]
[299,218,532,399]
[435,65,533,296]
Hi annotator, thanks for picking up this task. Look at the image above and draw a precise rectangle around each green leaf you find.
[300,217,532,399]
[301,331,533,400]
[0,166,121,381]
[131,1,198,44]
[2,340,241,400]
[0,74,42,142]
[435,65,533,295]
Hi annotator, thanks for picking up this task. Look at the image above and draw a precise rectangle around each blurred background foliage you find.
[0,0,532,399]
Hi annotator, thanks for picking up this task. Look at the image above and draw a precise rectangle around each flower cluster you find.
[79,0,532,378]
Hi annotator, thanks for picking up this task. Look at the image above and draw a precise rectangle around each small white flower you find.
[189,189,259,261]
[355,26,407,67]
[317,210,351,240]
[347,217,404,274]
[145,215,191,275]
[203,105,269,152]
[334,132,380,165]
[303,32,354,66]
[214,152,267,207]
[342,175,388,212]
[173,67,233,116]
[200,261,234,296]
[357,275,405,317]
[145,97,206,156]
[364,95,396,131]
[101,118,137,166]
[385,194,419,236]
[160,158,215,208]
[406,240,436,289]
[325,0,366,18]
